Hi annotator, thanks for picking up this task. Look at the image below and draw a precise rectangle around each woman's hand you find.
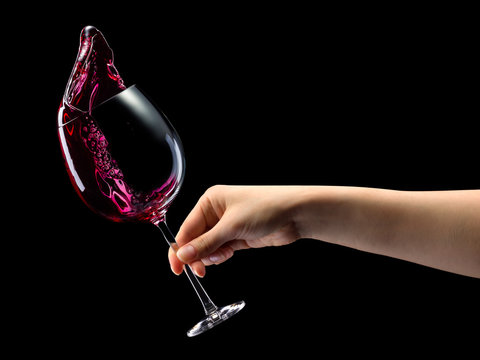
[168,185,303,277]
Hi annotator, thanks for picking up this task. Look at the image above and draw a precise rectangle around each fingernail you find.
[194,269,204,278]
[170,265,180,276]
[209,253,224,263]
[177,244,196,262]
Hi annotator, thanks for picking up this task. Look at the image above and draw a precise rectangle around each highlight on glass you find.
[57,26,245,337]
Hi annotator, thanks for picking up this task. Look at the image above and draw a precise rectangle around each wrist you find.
[292,186,381,244]
[290,186,341,240]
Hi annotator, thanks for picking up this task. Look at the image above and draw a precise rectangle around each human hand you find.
[168,185,480,278]
[168,185,302,277]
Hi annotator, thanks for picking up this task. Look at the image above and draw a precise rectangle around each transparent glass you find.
[58,84,245,336]
[156,222,245,337]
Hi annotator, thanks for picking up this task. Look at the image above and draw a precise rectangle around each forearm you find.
[294,187,480,278]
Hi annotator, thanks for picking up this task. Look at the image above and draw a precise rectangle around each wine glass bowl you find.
[58,85,185,225]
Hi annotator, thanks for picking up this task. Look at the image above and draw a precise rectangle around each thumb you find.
[176,220,232,264]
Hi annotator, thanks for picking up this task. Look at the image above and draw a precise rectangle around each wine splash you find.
[57,26,181,223]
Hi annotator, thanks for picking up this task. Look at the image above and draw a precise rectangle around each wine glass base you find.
[187,300,246,337]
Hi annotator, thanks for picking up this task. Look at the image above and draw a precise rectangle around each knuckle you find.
[229,220,245,237]
[200,185,229,221]
[195,234,216,256]
[205,184,227,197]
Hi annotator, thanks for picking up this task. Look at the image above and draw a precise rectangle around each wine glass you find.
[57,84,245,337]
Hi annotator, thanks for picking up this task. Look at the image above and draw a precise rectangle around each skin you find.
[168,185,480,279]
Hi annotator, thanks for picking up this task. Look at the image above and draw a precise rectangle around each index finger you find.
[175,195,221,247]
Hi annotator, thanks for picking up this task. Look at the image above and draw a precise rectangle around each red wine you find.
[58,26,183,224]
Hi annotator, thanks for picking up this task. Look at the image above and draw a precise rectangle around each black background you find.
[10,4,478,357]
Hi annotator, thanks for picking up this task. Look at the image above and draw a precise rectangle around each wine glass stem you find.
[155,220,218,315]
